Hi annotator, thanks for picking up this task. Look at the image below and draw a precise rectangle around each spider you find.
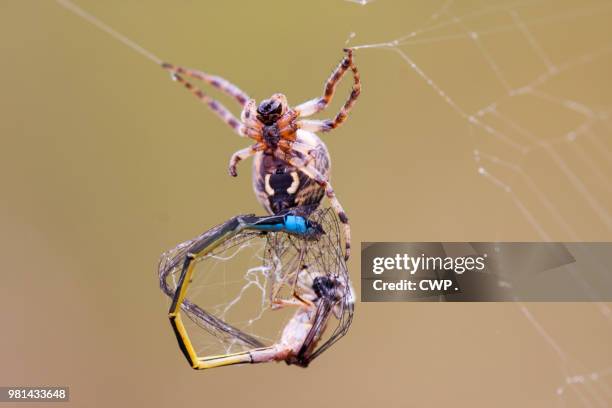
[161,48,361,260]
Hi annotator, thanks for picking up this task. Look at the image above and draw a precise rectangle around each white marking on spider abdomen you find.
[287,172,300,194]
[251,129,331,214]
[263,172,300,196]
[264,174,275,196]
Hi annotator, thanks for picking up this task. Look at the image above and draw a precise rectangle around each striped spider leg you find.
[161,62,252,137]
[294,48,362,131]
[289,48,361,260]
[158,64,265,173]
[280,152,352,260]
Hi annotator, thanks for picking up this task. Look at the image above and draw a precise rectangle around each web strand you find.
[349,1,612,405]
[56,0,163,66]
[59,1,611,403]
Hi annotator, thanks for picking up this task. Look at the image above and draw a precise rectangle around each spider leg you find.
[228,143,264,177]
[161,63,250,107]
[166,72,246,137]
[282,155,352,260]
[285,141,317,167]
[240,99,260,124]
[296,119,333,133]
[296,54,360,133]
[294,48,361,123]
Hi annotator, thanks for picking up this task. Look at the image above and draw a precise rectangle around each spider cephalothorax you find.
[162,48,360,259]
[245,93,296,152]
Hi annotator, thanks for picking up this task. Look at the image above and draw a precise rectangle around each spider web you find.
[53,0,354,364]
[158,208,352,361]
[159,225,276,356]
[348,0,611,405]
[54,0,610,400]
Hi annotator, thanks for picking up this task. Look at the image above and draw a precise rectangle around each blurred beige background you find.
[1,0,611,407]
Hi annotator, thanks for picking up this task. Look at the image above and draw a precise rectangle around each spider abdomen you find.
[252,130,330,215]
